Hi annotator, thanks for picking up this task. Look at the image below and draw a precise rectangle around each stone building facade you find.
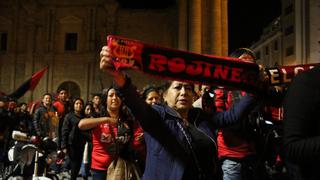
[0,0,228,102]
[251,0,320,67]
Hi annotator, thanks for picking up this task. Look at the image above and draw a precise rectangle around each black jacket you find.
[284,66,320,180]
[115,77,256,180]
[61,112,88,150]
[33,104,57,137]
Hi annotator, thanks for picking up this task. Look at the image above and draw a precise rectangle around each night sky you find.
[228,0,281,53]
[118,0,282,53]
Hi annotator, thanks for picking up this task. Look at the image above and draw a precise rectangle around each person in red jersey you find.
[79,87,144,180]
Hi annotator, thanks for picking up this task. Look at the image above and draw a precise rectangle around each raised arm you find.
[99,46,169,133]
[99,46,188,161]
[212,94,256,128]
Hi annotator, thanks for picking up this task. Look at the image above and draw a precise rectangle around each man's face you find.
[58,90,68,102]
[42,95,52,107]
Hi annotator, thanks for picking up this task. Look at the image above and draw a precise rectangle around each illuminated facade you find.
[251,0,320,67]
[0,0,228,102]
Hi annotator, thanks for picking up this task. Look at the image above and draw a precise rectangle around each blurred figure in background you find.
[283,66,320,180]
[53,88,70,149]
[81,102,95,179]
[91,93,102,116]
[61,98,88,180]
[141,85,161,105]
[217,48,270,180]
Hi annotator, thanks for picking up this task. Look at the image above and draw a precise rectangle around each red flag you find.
[8,67,48,99]
[29,67,49,90]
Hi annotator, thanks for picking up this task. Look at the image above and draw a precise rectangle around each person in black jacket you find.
[61,98,88,180]
[0,96,9,170]
[283,66,320,180]
[16,102,34,134]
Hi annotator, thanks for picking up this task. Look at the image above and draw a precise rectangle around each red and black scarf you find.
[107,35,319,93]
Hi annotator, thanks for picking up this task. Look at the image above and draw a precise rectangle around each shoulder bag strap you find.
[176,121,206,179]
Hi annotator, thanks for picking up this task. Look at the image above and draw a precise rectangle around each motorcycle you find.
[5,130,60,180]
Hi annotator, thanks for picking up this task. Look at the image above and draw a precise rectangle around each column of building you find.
[178,0,228,55]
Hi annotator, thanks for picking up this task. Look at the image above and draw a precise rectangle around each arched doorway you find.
[57,81,80,99]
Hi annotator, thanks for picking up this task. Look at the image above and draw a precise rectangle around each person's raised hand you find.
[100,46,116,72]
[99,46,126,87]
[255,64,270,95]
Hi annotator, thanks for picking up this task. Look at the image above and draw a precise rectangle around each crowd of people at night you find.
[0,46,318,180]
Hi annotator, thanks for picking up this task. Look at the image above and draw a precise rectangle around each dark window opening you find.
[274,40,278,51]
[65,33,78,51]
[0,33,8,51]
[285,26,294,36]
[286,46,294,56]
[255,51,261,59]
[285,4,294,15]
[265,46,269,55]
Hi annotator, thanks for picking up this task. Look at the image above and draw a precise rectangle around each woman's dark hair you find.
[141,85,160,100]
[230,48,256,60]
[91,93,102,99]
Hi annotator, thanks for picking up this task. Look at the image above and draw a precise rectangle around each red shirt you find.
[216,91,256,159]
[217,130,256,159]
[53,101,65,117]
[266,106,283,121]
[91,121,145,171]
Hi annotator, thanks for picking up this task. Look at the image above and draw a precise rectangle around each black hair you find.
[142,85,160,100]
[100,86,122,105]
[57,87,68,94]
[91,93,102,99]
[42,92,52,99]
[84,101,94,108]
